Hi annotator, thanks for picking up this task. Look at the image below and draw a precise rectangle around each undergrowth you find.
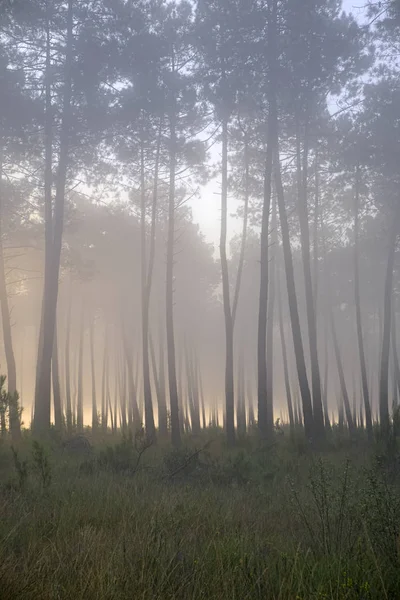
[0,429,399,599]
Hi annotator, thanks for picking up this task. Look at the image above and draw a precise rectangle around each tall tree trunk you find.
[391,305,400,403]
[52,321,63,431]
[140,132,156,441]
[354,165,373,440]
[77,305,84,432]
[266,195,277,432]
[379,207,400,436]
[275,149,314,439]
[257,25,274,438]
[34,0,73,432]
[90,319,98,431]
[150,331,168,436]
[267,0,313,440]
[65,290,72,433]
[277,268,294,439]
[322,323,331,431]
[313,147,319,305]
[295,117,325,441]
[101,326,108,431]
[121,326,140,427]
[330,310,355,437]
[166,55,181,447]
[232,136,250,325]
[220,115,235,446]
[0,150,19,440]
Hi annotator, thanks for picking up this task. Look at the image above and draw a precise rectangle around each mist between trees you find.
[0,0,399,447]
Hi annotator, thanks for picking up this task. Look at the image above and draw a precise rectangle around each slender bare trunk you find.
[330,310,355,437]
[220,115,235,445]
[275,149,314,439]
[0,150,19,440]
[90,319,98,431]
[34,0,73,432]
[295,118,324,441]
[166,54,181,447]
[354,165,373,440]
[65,290,72,433]
[277,268,294,438]
[52,321,63,431]
[77,305,84,432]
[266,195,277,432]
[257,15,274,437]
[379,206,400,436]
[140,133,156,440]
[391,304,400,403]
[150,331,168,436]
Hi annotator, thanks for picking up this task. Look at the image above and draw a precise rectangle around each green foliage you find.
[0,375,22,435]
[10,445,28,491]
[31,440,52,489]
[289,458,357,558]
[97,429,153,475]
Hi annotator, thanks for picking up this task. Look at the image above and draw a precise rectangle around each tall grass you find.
[0,430,399,599]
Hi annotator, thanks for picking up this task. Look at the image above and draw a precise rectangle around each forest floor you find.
[0,427,399,600]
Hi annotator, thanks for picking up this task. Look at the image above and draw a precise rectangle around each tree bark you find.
[65,290,72,433]
[166,53,181,447]
[266,195,277,432]
[90,319,98,431]
[149,331,168,436]
[379,206,400,436]
[0,150,19,440]
[77,304,84,432]
[140,131,156,441]
[34,0,73,432]
[330,310,355,437]
[354,165,373,440]
[295,117,325,441]
[257,4,275,438]
[277,268,294,439]
[274,148,314,440]
[52,321,63,431]
[220,115,235,446]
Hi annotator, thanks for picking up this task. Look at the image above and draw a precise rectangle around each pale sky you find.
[190,0,367,249]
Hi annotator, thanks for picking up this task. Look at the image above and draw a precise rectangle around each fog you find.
[0,0,399,445]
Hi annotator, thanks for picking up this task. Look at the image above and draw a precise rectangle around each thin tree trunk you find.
[232,136,250,325]
[0,149,19,440]
[65,290,72,433]
[322,323,331,431]
[275,149,314,439]
[90,319,98,431]
[140,132,156,441]
[354,165,373,440]
[266,195,277,432]
[313,147,319,305]
[77,305,84,432]
[295,117,325,441]
[52,321,63,431]
[166,55,181,447]
[277,269,294,439]
[330,310,355,437]
[34,0,73,432]
[379,206,400,436]
[101,326,108,431]
[257,38,274,439]
[149,331,168,436]
[121,326,140,427]
[391,304,400,403]
[197,360,207,431]
[220,114,235,446]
